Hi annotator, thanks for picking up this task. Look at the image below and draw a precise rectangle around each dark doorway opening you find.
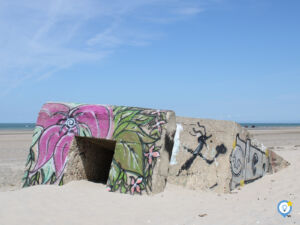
[75,136,116,184]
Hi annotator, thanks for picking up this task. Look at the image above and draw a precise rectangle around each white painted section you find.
[261,143,267,152]
[215,159,219,167]
[170,124,183,165]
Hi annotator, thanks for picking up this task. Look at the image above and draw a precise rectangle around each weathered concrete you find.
[23,103,176,195]
[168,117,288,193]
[23,102,289,195]
[64,137,116,184]
[268,150,290,173]
[168,117,246,192]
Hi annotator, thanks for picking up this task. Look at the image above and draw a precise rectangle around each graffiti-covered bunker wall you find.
[23,103,176,194]
[168,117,289,193]
[23,102,288,194]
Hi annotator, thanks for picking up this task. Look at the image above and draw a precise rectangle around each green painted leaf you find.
[22,178,29,188]
[115,171,123,185]
[31,126,43,148]
[113,122,130,137]
[126,123,157,141]
[145,168,149,177]
[114,110,145,136]
[30,175,35,185]
[41,169,45,182]
[149,168,153,176]
[138,132,157,144]
[113,106,129,125]
[50,173,56,184]
[150,129,160,138]
[121,185,127,193]
[114,142,143,176]
[24,126,43,167]
[110,107,165,193]
[113,106,122,114]
[139,183,145,189]
[41,159,55,184]
[114,113,123,128]
[160,113,167,121]
[59,176,64,186]
[30,173,38,185]
[78,124,92,137]
[135,115,154,125]
[36,171,40,184]
[115,130,139,143]
[22,171,29,180]
[123,172,127,183]
[25,148,34,166]
[115,125,156,144]
[108,160,121,185]
[119,171,124,180]
[113,106,128,115]
[125,123,142,132]
[120,110,140,123]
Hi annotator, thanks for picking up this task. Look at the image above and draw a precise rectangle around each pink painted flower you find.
[151,109,166,118]
[151,110,161,117]
[152,118,166,134]
[31,103,114,180]
[107,186,112,192]
[144,145,160,164]
[130,177,143,194]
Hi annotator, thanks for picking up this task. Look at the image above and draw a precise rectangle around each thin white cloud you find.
[0,0,216,96]
[174,7,205,15]
[86,25,165,49]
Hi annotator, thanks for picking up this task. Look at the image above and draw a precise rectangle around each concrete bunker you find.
[23,102,288,194]
[74,136,116,184]
[23,102,176,194]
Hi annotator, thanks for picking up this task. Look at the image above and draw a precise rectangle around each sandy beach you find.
[0,127,299,225]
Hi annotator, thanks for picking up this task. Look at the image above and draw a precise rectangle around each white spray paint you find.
[214,159,219,167]
[261,143,267,152]
[170,124,183,165]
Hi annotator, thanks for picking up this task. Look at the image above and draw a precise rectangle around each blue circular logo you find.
[277,200,292,217]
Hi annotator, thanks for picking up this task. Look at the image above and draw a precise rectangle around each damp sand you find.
[0,128,300,225]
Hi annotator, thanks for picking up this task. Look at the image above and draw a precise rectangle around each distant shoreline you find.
[1,123,300,131]
[239,123,300,129]
[0,123,35,130]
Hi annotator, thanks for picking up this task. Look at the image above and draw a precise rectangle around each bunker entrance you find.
[75,136,116,184]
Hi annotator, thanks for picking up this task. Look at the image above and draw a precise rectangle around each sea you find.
[240,123,300,128]
[0,123,35,130]
[0,123,299,130]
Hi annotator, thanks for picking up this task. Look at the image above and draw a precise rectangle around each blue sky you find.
[0,0,299,123]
